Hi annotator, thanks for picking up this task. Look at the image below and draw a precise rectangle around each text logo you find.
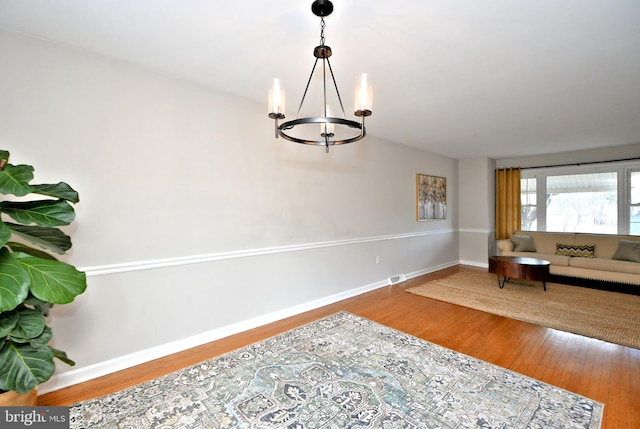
[1,407,69,428]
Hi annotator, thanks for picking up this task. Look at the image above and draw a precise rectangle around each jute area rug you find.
[407,270,640,349]
[70,312,602,428]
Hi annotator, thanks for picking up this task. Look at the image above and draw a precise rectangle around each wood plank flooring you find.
[39,265,640,428]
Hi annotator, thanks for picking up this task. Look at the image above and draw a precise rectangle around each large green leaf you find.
[32,182,79,204]
[30,325,52,347]
[0,199,75,227]
[6,223,72,254]
[0,341,55,393]
[0,310,19,337]
[7,308,45,342]
[0,250,30,312]
[0,222,11,247]
[6,242,57,261]
[0,163,34,197]
[13,253,86,304]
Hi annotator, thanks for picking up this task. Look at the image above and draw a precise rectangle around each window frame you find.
[520,160,640,235]
[628,169,640,234]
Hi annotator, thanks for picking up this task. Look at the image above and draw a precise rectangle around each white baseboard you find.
[460,260,489,269]
[40,261,460,394]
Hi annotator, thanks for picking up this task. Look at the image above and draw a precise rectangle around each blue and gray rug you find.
[71,312,603,428]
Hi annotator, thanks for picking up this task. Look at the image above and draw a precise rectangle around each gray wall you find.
[458,158,496,265]
[0,30,460,392]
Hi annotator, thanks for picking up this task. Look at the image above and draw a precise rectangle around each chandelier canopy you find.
[268,0,372,153]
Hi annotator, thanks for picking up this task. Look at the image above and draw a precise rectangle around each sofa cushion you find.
[513,231,575,254]
[574,233,629,259]
[612,239,640,262]
[555,242,595,258]
[569,256,640,274]
[511,235,536,252]
[497,239,514,253]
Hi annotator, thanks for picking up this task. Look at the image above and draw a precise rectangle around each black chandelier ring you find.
[278,117,366,146]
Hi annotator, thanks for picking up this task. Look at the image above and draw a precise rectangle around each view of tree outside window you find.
[545,172,617,233]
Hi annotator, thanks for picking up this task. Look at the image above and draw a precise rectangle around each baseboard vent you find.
[388,274,407,285]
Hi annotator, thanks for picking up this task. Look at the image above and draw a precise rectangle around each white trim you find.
[40,260,459,394]
[458,228,493,234]
[80,229,456,277]
[460,259,489,269]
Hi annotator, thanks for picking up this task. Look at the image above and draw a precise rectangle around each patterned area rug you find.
[70,312,603,428]
[406,270,640,349]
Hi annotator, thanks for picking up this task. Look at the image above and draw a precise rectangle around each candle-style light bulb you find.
[268,78,285,118]
[354,73,372,117]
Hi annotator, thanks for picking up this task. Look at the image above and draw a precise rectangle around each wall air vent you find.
[387,274,407,285]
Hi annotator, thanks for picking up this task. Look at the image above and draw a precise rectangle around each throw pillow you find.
[511,235,536,252]
[555,242,595,258]
[612,240,640,262]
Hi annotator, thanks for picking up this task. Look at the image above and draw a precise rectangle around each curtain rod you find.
[520,156,640,170]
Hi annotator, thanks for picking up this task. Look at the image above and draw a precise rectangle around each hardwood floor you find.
[40,265,639,428]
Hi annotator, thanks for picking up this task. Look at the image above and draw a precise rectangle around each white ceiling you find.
[1,0,639,159]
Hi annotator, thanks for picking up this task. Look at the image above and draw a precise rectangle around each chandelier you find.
[268,0,372,153]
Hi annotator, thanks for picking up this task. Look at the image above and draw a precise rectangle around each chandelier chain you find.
[320,18,326,45]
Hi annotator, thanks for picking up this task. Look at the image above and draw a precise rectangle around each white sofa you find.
[497,230,640,286]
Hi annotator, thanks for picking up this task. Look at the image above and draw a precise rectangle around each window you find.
[545,172,617,233]
[521,177,537,230]
[629,170,640,234]
[520,161,640,235]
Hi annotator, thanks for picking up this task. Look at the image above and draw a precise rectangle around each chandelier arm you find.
[325,57,347,118]
[322,57,327,118]
[297,57,321,118]
[320,17,327,119]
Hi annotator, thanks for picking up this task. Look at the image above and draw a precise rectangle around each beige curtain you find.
[495,167,521,240]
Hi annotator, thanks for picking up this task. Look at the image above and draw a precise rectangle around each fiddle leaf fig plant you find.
[0,150,87,394]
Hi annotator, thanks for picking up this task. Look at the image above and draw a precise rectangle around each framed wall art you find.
[416,173,446,221]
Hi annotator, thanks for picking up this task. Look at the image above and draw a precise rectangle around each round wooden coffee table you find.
[488,256,551,291]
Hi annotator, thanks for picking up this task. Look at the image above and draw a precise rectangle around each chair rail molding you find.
[80,229,457,277]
